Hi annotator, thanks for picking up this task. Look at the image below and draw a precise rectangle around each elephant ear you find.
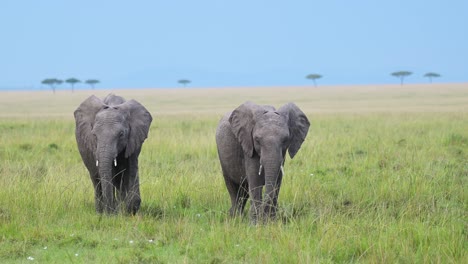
[118,100,153,158]
[74,95,104,154]
[229,101,258,158]
[278,103,310,159]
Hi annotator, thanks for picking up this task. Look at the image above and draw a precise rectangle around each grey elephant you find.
[216,101,310,223]
[74,94,152,214]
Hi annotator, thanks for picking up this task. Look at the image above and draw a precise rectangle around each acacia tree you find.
[41,78,62,93]
[391,71,412,85]
[305,74,322,87]
[423,72,441,83]
[178,79,191,87]
[65,78,81,92]
[85,79,100,89]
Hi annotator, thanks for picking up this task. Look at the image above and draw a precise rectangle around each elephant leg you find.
[225,177,249,217]
[94,183,104,213]
[113,168,127,212]
[248,184,263,224]
[224,177,240,216]
[125,173,141,215]
[123,159,141,215]
[237,179,250,215]
[89,172,104,213]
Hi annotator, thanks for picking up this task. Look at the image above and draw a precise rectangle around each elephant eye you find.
[119,131,125,137]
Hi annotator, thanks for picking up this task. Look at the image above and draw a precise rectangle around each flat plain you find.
[0,84,467,263]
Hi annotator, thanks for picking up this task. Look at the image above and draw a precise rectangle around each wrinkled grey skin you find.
[216,101,310,223]
[74,94,152,214]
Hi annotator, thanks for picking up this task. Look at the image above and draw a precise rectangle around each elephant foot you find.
[126,198,141,215]
[102,203,117,215]
[95,204,104,214]
[249,208,262,225]
[263,207,277,220]
[95,198,105,214]
[228,207,236,217]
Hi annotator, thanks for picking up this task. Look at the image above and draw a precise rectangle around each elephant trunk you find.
[261,151,283,219]
[97,149,117,214]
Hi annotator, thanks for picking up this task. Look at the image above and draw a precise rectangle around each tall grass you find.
[0,85,467,263]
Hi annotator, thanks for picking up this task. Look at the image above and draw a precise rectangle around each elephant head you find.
[228,101,310,220]
[74,94,152,214]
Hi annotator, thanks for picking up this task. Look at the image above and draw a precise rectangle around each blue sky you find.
[1,0,467,89]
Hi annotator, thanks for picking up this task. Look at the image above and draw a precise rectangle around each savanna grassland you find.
[0,84,467,263]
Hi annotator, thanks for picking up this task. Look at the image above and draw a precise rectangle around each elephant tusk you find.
[258,165,263,176]
[280,165,285,176]
[114,159,117,167]
[96,160,99,167]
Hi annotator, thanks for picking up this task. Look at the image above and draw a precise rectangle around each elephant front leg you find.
[94,181,105,213]
[235,179,249,216]
[89,172,104,213]
[114,167,129,213]
[224,176,249,217]
[125,174,141,215]
[124,159,141,215]
[249,185,263,224]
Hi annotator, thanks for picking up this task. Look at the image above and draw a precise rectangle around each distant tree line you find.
[304,71,441,87]
[41,78,100,93]
[41,71,442,92]
[180,72,440,88]
[390,71,441,85]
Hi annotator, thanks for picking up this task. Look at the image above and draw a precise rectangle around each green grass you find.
[0,85,467,263]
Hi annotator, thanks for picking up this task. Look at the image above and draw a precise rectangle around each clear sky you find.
[1,0,467,90]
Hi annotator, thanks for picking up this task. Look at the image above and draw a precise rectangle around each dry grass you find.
[1,83,467,119]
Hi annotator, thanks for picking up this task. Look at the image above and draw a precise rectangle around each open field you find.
[1,83,467,118]
[0,84,467,263]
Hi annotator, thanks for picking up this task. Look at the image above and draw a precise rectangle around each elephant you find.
[74,94,152,214]
[216,101,310,223]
